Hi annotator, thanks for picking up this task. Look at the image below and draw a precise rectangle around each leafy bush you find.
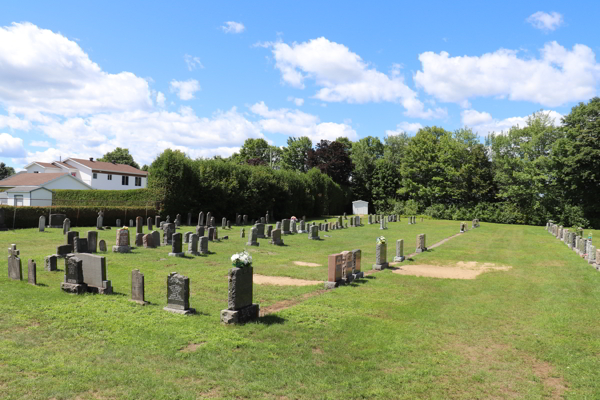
[53,189,161,207]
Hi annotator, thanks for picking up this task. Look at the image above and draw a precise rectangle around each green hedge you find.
[0,205,158,229]
[52,188,161,207]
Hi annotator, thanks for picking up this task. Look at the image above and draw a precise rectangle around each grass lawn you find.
[1,218,599,399]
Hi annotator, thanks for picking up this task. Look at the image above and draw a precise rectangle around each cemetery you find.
[1,212,597,398]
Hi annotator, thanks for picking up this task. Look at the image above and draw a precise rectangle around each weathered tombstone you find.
[221,265,259,324]
[222,217,227,229]
[186,234,200,256]
[247,227,259,246]
[116,218,121,227]
[199,236,209,254]
[206,212,212,225]
[187,213,192,226]
[147,217,153,231]
[63,218,70,234]
[341,251,354,282]
[236,214,241,226]
[169,233,185,257]
[87,231,98,253]
[57,244,73,257]
[210,217,216,227]
[61,256,87,294]
[65,253,112,294]
[129,219,134,228]
[308,225,320,240]
[66,231,79,247]
[207,227,215,241]
[45,255,58,271]
[352,249,363,278]
[276,221,281,230]
[73,237,89,254]
[394,239,405,262]
[416,234,427,253]
[266,225,273,238]
[8,244,22,281]
[48,213,66,228]
[282,219,291,235]
[324,253,343,289]
[243,214,248,225]
[373,240,389,270]
[198,212,204,227]
[196,225,204,237]
[260,217,265,224]
[39,216,45,232]
[99,240,107,252]
[175,214,181,228]
[149,230,159,248]
[112,228,131,253]
[96,212,104,230]
[134,233,143,247]
[256,223,266,239]
[143,234,154,248]
[240,228,245,238]
[589,245,597,265]
[164,272,195,314]
[131,269,148,305]
[270,228,284,245]
[183,231,192,243]
[163,224,174,246]
[155,216,160,228]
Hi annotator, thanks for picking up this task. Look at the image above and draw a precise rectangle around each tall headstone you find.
[266,225,273,238]
[87,231,98,253]
[206,212,212,226]
[163,224,174,246]
[298,220,306,233]
[39,216,45,232]
[186,234,199,256]
[147,217,153,231]
[112,228,131,253]
[61,256,87,294]
[155,216,160,229]
[588,245,597,265]
[187,213,192,226]
[240,228,245,238]
[129,219,134,228]
[175,214,181,228]
[210,217,216,227]
[341,251,354,282]
[352,249,363,278]
[73,237,89,254]
[221,266,259,324]
[282,219,291,235]
[227,220,231,229]
[416,234,427,253]
[270,228,284,245]
[199,236,209,254]
[394,239,405,262]
[373,241,389,270]
[243,214,248,225]
[325,253,343,289]
[291,220,297,234]
[164,272,195,314]
[308,225,320,240]
[96,212,104,230]
[207,227,215,241]
[198,212,204,227]
[66,231,79,246]
[63,218,70,234]
[131,269,148,305]
[136,216,143,234]
[236,214,241,226]
[45,255,58,271]
[221,217,226,229]
[380,218,386,230]
[256,223,266,239]
[247,227,259,246]
[169,233,185,257]
[7,244,22,281]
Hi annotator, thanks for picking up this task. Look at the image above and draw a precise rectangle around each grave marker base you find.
[220,303,259,324]
[60,282,87,294]
[130,299,149,306]
[415,247,427,254]
[168,252,185,257]
[112,245,131,253]
[163,306,196,315]
[352,271,364,280]
[185,251,200,256]
[372,262,389,270]
[394,256,405,262]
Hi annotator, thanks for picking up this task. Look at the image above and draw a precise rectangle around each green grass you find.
[1,218,599,399]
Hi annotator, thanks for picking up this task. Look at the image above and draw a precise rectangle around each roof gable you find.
[66,158,148,176]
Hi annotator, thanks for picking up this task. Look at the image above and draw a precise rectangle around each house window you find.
[34,171,39,173]
[93,173,98,179]
[71,173,76,177]
[122,176,129,185]
[135,177,142,186]
[107,174,112,181]
[14,195,23,206]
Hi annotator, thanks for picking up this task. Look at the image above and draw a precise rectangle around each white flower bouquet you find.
[376,236,386,245]
[231,250,253,268]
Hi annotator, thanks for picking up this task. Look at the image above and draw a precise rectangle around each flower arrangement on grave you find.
[291,216,297,221]
[231,250,253,268]
[122,226,128,230]
[376,236,386,245]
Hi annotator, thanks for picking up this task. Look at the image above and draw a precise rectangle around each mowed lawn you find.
[1,218,599,399]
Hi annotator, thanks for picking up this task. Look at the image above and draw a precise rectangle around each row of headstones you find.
[245,220,326,246]
[368,214,401,225]
[547,221,599,270]
[374,235,427,270]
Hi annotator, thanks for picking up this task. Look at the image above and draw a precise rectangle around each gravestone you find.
[163,224,174,246]
[39,216,45,232]
[57,244,73,257]
[198,212,204,227]
[340,251,354,283]
[136,216,143,234]
[184,231,193,243]
[227,220,231,229]
[260,217,265,224]
[276,221,281,230]
[588,245,597,265]
[221,266,259,324]
[155,216,160,228]
[112,228,131,253]
[129,219,134,228]
[210,217,216,227]
[135,233,144,247]
[324,253,343,289]
[243,215,248,225]
[350,218,354,227]
[247,227,259,246]
[323,223,328,232]
[199,236,209,254]
[96,212,104,230]
[49,213,66,228]
[116,219,121,227]
[416,234,427,253]
[270,228,284,245]
[236,214,241,226]
[164,272,195,314]
[266,225,273,238]
[355,216,360,226]
[282,219,291,235]
[87,231,98,253]
[308,225,320,240]
[222,217,227,229]
[207,227,215,241]
[150,231,160,248]
[99,240,107,252]
[343,212,347,220]
[256,223,266,239]
[206,212,212,226]
[240,228,245,238]
[63,218,71,234]
[73,237,89,253]
[147,217,153,231]
[196,225,205,237]
[298,220,306,233]
[368,215,373,224]
[380,218,386,230]
[66,253,112,294]
[66,231,79,246]
[175,214,181,228]
[352,249,363,279]
[8,244,22,280]
[143,233,155,248]
[291,220,297,234]
[45,255,58,271]
[266,212,269,224]
[169,233,185,257]
[373,241,389,270]
[61,256,87,294]
[166,215,171,224]
[187,213,192,226]
[186,234,200,256]
[131,269,148,305]
[394,239,405,262]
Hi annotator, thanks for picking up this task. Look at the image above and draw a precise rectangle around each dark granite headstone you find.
[61,256,87,294]
[98,240,107,252]
[45,255,58,271]
[56,244,73,257]
[66,231,79,246]
[73,237,89,253]
[164,272,194,314]
[87,231,98,253]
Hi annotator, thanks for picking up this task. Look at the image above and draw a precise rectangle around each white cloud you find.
[184,54,203,71]
[156,92,166,107]
[0,22,152,117]
[415,41,600,107]
[462,109,563,135]
[269,37,446,118]
[287,96,304,106]
[0,114,31,131]
[250,101,358,142]
[169,79,200,100]
[0,132,26,157]
[527,11,564,32]
[385,122,423,135]
[221,21,245,34]
[29,140,50,147]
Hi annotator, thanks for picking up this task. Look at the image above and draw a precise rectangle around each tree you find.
[350,136,384,206]
[235,138,282,168]
[97,147,140,169]
[281,136,312,172]
[307,140,353,185]
[0,162,15,180]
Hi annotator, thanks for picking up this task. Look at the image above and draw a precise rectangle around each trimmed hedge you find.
[52,188,161,207]
[0,205,158,229]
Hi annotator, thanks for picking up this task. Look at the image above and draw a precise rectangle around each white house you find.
[0,186,54,206]
[352,200,369,215]
[0,172,93,206]
[23,157,148,190]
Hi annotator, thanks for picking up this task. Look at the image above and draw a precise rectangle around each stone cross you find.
[8,244,22,280]
[131,269,148,305]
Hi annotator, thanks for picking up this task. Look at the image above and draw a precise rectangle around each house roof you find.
[0,172,92,189]
[5,186,52,193]
[24,161,75,170]
[66,158,148,176]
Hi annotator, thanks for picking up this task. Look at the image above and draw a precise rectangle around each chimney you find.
[89,157,94,162]
[111,160,116,164]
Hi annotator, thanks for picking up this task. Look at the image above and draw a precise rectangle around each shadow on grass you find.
[364,275,376,279]
[255,314,286,325]
[349,279,369,286]
[35,283,49,287]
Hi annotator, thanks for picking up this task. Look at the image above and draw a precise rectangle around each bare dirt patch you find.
[293,261,322,267]
[260,290,327,316]
[254,274,323,286]
[391,261,512,280]
[180,342,207,353]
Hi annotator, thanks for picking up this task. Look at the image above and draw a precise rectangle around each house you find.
[0,186,54,206]
[0,172,92,206]
[23,157,148,190]
[352,200,369,215]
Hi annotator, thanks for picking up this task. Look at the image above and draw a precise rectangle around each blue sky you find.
[1,1,599,169]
